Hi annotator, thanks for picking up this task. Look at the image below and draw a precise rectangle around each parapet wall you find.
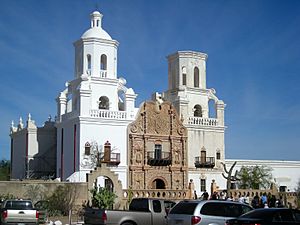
[0,180,88,208]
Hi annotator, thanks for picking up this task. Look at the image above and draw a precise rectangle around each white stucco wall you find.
[226,159,300,192]
[11,130,27,179]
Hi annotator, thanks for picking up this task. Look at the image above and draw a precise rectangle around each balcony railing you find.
[100,70,107,78]
[90,109,127,120]
[188,117,218,126]
[99,152,120,166]
[147,152,171,166]
[123,189,190,201]
[194,156,215,168]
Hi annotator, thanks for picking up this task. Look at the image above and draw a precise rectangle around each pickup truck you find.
[0,199,39,225]
[84,198,176,225]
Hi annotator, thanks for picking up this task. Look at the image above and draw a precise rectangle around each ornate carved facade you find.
[128,100,188,190]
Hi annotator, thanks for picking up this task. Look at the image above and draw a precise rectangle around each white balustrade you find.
[100,70,107,78]
[188,117,218,126]
[90,109,127,120]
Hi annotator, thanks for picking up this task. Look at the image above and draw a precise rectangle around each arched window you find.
[154,144,162,160]
[194,104,203,117]
[200,147,206,164]
[216,150,221,160]
[99,96,109,109]
[194,67,199,87]
[85,142,91,155]
[152,178,166,189]
[100,54,107,70]
[87,54,91,70]
[200,179,206,192]
[182,66,187,86]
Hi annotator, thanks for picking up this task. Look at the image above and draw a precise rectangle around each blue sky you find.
[0,0,299,161]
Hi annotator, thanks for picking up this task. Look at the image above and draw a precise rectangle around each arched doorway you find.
[94,175,114,192]
[152,178,166,189]
[86,164,124,209]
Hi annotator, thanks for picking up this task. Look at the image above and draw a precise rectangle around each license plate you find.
[175,220,183,224]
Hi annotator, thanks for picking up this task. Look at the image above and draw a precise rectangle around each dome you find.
[91,11,101,16]
[81,27,112,40]
[81,10,112,40]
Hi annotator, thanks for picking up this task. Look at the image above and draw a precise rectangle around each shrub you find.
[90,187,117,209]
[46,185,79,216]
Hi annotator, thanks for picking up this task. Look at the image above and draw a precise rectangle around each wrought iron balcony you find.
[99,152,120,166]
[194,156,215,168]
[147,151,172,166]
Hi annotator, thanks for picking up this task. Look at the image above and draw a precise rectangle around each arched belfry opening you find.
[100,54,107,70]
[87,54,91,70]
[182,66,187,86]
[99,96,109,109]
[194,104,203,117]
[194,66,199,87]
[152,178,166,189]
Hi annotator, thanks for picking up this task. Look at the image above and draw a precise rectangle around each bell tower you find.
[56,10,137,183]
[74,11,119,80]
[165,51,209,120]
[163,50,226,193]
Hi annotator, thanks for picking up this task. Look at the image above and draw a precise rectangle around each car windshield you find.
[169,202,198,215]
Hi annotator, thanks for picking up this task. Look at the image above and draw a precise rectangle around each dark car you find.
[226,208,300,225]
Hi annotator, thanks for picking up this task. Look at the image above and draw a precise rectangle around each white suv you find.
[167,200,253,225]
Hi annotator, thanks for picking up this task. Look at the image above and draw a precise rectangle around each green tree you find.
[46,185,79,216]
[237,165,273,189]
[90,187,117,209]
[0,160,10,181]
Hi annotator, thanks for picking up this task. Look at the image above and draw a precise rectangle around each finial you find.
[48,115,52,121]
[28,113,31,121]
[95,3,100,11]
[18,117,24,129]
[11,120,14,128]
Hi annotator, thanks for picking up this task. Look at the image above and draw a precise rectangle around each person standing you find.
[261,193,267,208]
[201,190,209,200]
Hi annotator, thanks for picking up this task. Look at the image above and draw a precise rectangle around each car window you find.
[201,202,227,216]
[153,200,162,213]
[241,205,253,214]
[273,212,282,222]
[224,204,242,217]
[164,200,176,209]
[129,199,149,212]
[5,201,33,210]
[169,202,198,215]
[279,210,294,221]
[164,200,176,214]
[293,209,300,221]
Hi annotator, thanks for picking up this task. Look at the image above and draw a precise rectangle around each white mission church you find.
[9,11,300,194]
